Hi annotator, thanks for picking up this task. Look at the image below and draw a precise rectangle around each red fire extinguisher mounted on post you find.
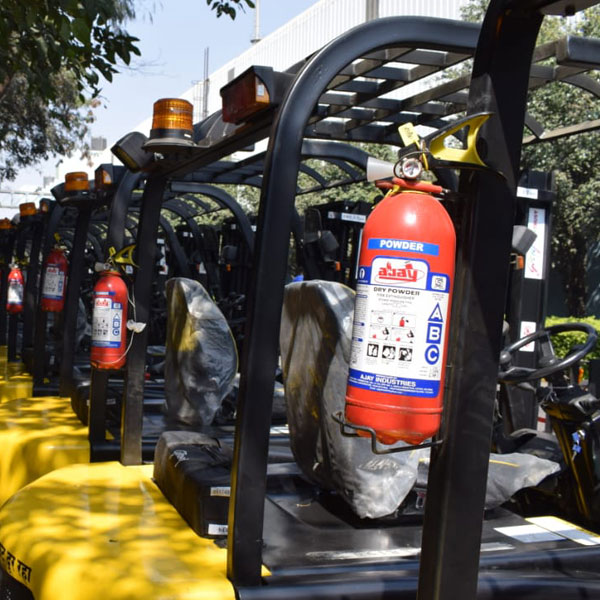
[41,239,68,312]
[6,264,24,314]
[343,113,494,446]
[91,268,128,369]
[90,245,141,370]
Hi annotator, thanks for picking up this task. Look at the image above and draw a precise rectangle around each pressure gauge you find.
[397,157,423,180]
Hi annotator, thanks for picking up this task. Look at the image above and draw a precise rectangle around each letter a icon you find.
[429,303,444,322]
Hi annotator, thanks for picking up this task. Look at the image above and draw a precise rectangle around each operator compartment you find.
[153,280,598,583]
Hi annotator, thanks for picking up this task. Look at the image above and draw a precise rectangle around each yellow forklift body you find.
[0,396,89,504]
[0,462,239,600]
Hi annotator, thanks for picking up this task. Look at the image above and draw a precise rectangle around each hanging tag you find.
[398,123,420,148]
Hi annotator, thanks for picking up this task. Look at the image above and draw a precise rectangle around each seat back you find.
[280,280,421,519]
[164,277,238,426]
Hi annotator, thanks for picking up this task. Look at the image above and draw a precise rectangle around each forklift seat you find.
[164,277,238,427]
[279,280,422,519]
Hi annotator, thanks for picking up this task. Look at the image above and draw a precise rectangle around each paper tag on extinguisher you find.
[348,256,450,398]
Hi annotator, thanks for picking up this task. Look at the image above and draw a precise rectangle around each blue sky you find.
[9,0,319,190]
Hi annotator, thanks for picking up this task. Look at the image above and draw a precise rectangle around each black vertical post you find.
[58,206,92,397]
[502,171,555,430]
[21,216,44,366]
[417,4,543,600]
[120,174,166,465]
[32,205,65,387]
[88,171,142,459]
[0,230,15,346]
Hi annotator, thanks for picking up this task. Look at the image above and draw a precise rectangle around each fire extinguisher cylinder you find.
[6,266,24,314]
[90,270,129,370]
[41,248,68,312]
[345,190,456,445]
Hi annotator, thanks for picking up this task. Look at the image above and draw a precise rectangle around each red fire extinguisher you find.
[90,269,128,369]
[6,265,24,314]
[41,247,68,312]
[345,176,456,446]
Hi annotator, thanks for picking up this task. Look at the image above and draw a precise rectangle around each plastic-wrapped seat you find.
[164,277,238,427]
[279,280,422,519]
[154,278,296,536]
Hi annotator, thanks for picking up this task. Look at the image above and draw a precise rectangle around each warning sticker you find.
[92,293,123,348]
[348,256,450,398]
[42,265,66,300]
[7,281,23,305]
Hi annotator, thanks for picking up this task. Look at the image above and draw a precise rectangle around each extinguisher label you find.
[92,293,123,348]
[7,281,23,305]
[42,265,65,300]
[348,256,450,398]
[368,238,439,256]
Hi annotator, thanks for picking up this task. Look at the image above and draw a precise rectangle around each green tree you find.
[461,1,600,316]
[0,0,257,181]
[207,0,255,19]
[0,0,140,181]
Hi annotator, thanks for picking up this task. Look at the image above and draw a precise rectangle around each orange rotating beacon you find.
[344,114,493,446]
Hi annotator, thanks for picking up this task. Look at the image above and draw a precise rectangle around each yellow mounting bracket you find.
[397,112,497,174]
[108,244,138,268]
[426,113,490,168]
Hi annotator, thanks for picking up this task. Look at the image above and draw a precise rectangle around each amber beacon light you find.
[19,202,37,217]
[145,98,195,152]
[64,172,90,193]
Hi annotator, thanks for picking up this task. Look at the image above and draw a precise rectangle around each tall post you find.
[58,206,92,397]
[417,3,543,599]
[120,174,167,465]
[87,170,142,459]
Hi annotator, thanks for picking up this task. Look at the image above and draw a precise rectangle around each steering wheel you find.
[498,323,598,384]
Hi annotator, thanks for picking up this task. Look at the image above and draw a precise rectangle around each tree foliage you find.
[461,1,600,316]
[0,0,257,182]
[0,0,140,104]
[0,72,96,181]
[206,0,255,20]
[0,0,140,181]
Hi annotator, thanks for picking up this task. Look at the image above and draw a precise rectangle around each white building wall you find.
[56,0,469,184]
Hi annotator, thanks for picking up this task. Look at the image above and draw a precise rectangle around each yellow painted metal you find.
[0,374,33,402]
[0,350,33,401]
[0,462,237,600]
[0,396,89,505]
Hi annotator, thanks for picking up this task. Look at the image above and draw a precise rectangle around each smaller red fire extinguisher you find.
[90,269,128,369]
[41,247,68,312]
[6,264,24,314]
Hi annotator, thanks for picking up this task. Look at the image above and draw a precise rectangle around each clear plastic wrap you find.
[164,278,238,426]
[416,451,560,509]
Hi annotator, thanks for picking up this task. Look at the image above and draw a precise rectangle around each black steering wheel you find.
[498,323,598,384]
